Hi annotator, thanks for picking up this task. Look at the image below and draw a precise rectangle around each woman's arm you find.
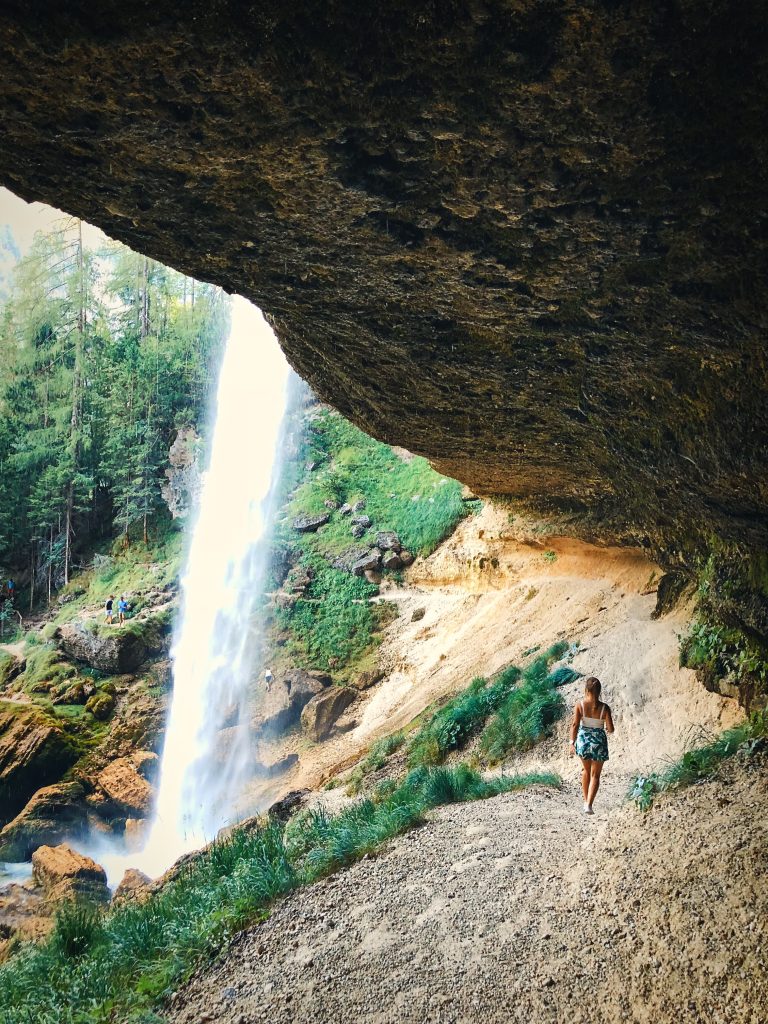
[604,704,615,734]
[569,702,582,753]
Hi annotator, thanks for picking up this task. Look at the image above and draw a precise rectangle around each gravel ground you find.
[167,755,767,1024]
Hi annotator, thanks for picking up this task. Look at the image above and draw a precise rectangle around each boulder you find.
[411,606,426,622]
[292,513,330,533]
[353,668,385,691]
[352,548,382,576]
[351,514,372,528]
[338,503,352,516]
[31,844,110,904]
[0,781,87,861]
[350,523,366,539]
[0,882,51,954]
[96,755,153,817]
[400,550,415,567]
[0,702,77,826]
[112,868,152,904]
[352,499,366,512]
[253,669,332,734]
[323,499,338,510]
[300,686,357,742]
[376,531,402,552]
[56,616,169,674]
[382,551,403,571]
[267,789,309,822]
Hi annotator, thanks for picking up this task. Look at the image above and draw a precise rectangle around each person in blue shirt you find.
[117,596,129,624]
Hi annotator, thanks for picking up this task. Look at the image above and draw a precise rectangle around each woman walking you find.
[570,677,614,814]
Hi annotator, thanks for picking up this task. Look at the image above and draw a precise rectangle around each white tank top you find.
[579,700,607,730]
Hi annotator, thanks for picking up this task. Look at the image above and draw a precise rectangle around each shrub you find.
[479,644,570,763]
[629,711,768,810]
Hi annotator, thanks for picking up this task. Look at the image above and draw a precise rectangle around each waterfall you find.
[134,295,290,878]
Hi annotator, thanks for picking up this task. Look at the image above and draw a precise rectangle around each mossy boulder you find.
[0,781,87,861]
[55,613,171,674]
[0,702,78,827]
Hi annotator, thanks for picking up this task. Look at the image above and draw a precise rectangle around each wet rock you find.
[56,616,169,674]
[0,703,77,827]
[0,781,87,861]
[292,513,330,533]
[96,755,154,817]
[382,551,403,571]
[253,669,331,734]
[0,882,51,953]
[353,668,385,691]
[376,531,402,552]
[352,548,382,576]
[123,817,149,853]
[32,844,110,904]
[300,687,357,742]
[112,868,152,904]
[411,606,426,622]
[267,789,309,822]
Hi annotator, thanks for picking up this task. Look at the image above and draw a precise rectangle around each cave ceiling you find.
[0,1,766,552]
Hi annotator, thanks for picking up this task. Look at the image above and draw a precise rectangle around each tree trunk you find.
[29,541,35,614]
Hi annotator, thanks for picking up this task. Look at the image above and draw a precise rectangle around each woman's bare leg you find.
[580,758,592,803]
[587,761,604,808]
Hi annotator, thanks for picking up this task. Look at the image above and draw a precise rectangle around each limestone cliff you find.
[0,2,765,564]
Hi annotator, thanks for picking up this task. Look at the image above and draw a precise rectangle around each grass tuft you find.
[629,710,768,810]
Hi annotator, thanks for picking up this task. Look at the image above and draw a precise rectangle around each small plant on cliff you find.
[629,710,768,810]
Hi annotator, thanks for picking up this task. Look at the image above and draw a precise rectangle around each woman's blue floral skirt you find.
[575,725,609,762]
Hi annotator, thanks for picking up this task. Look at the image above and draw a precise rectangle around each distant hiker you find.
[105,595,115,625]
[117,595,128,624]
[264,668,274,692]
[570,677,614,815]
[6,579,14,605]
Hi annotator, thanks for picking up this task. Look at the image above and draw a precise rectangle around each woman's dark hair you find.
[585,676,602,698]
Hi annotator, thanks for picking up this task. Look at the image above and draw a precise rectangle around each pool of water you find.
[0,861,32,887]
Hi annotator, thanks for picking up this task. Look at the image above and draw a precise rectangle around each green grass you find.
[0,765,559,1024]
[480,644,571,763]
[404,642,571,769]
[270,409,475,676]
[629,710,768,810]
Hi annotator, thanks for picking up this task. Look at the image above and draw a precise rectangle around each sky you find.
[0,186,107,255]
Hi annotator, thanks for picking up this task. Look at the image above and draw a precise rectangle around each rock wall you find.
[0,2,765,560]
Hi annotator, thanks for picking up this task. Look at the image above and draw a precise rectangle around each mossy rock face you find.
[55,615,170,674]
[0,3,765,569]
[0,702,78,827]
[0,781,87,861]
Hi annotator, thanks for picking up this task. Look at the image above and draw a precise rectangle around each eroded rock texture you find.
[0,2,766,555]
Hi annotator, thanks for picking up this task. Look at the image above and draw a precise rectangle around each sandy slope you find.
[168,754,767,1024]
[253,505,738,801]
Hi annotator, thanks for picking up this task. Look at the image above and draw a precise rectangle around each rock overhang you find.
[0,0,766,555]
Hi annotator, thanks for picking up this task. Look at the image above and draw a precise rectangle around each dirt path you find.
[168,755,767,1024]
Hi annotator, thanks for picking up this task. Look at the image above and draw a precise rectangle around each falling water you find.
[134,296,290,878]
